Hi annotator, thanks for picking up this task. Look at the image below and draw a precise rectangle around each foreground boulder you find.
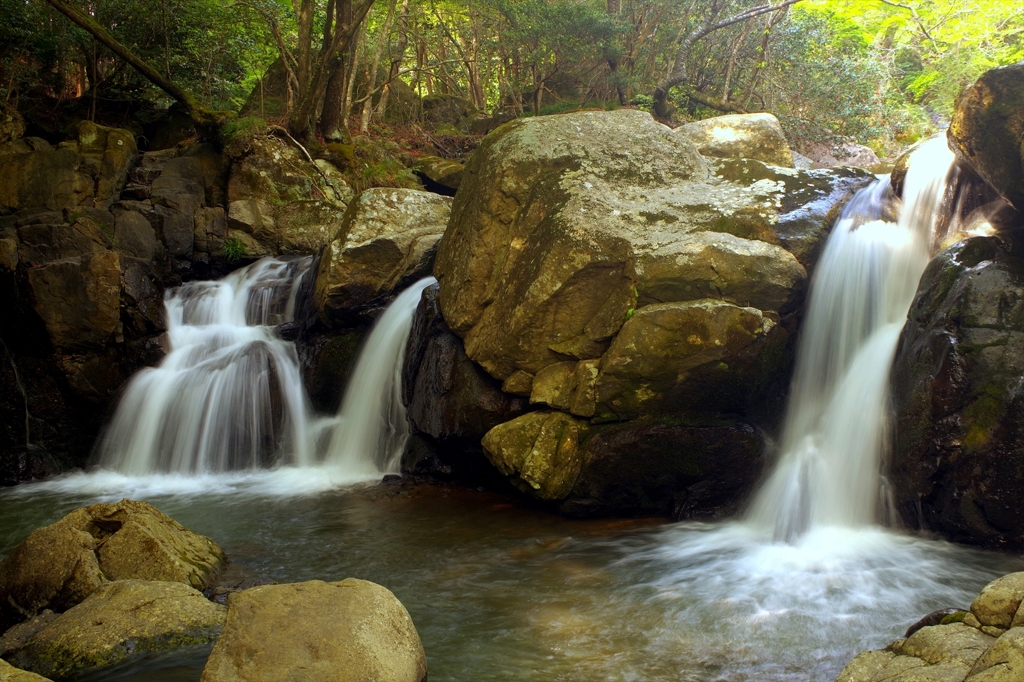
[201,579,427,682]
[890,236,1024,547]
[677,113,794,167]
[430,109,869,507]
[0,580,225,680]
[836,571,1024,682]
[948,61,1024,211]
[315,188,451,325]
[0,499,225,631]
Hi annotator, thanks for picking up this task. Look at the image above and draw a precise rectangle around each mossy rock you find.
[1,580,225,680]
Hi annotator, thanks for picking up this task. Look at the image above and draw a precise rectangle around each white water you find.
[97,257,315,474]
[748,137,957,540]
[325,277,435,475]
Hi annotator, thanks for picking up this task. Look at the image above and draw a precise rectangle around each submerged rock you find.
[0,499,225,632]
[836,572,1024,682]
[677,113,794,167]
[0,580,225,680]
[201,579,427,682]
[890,236,1024,547]
[948,61,1024,210]
[315,187,451,326]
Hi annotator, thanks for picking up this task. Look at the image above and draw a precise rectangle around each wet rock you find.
[402,283,530,474]
[971,573,1024,629]
[561,416,765,518]
[481,410,588,500]
[314,188,451,326]
[0,580,225,680]
[201,579,427,682]
[0,658,51,682]
[26,252,121,352]
[890,236,1024,547]
[836,573,1024,682]
[948,61,1024,210]
[0,499,225,631]
[677,113,794,167]
[595,299,789,421]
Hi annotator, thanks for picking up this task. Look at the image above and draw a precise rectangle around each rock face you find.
[677,113,794,167]
[315,188,451,325]
[948,61,1024,211]
[0,122,137,214]
[1,580,225,680]
[890,236,1024,547]
[200,579,427,682]
[431,109,870,508]
[836,571,1024,682]
[0,499,225,631]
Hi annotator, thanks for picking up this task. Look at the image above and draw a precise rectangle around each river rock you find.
[798,139,881,169]
[0,499,225,632]
[836,573,1024,682]
[0,659,50,682]
[677,113,794,167]
[200,579,427,682]
[434,109,870,384]
[890,236,1024,547]
[314,188,451,325]
[561,417,765,518]
[481,410,589,500]
[948,61,1024,211]
[0,580,225,680]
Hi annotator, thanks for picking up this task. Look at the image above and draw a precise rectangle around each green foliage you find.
[221,236,248,261]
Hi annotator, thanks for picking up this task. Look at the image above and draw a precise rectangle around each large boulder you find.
[796,139,881,169]
[677,113,794,167]
[434,109,869,408]
[948,61,1024,211]
[0,499,225,632]
[200,579,427,682]
[0,580,225,680]
[890,236,1024,547]
[836,572,1024,682]
[314,188,451,325]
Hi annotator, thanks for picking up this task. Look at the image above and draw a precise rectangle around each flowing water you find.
[3,138,1022,681]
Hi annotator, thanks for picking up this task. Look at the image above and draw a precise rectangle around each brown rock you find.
[26,252,121,352]
[200,579,426,682]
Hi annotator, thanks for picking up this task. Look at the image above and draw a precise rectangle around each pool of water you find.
[1,468,1020,682]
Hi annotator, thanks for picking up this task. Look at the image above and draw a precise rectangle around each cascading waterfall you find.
[97,257,314,474]
[748,137,957,540]
[325,277,435,475]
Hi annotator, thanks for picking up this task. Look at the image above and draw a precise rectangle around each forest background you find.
[2,0,1022,165]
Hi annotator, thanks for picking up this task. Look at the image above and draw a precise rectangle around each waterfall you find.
[97,257,314,474]
[748,137,957,540]
[325,277,435,475]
